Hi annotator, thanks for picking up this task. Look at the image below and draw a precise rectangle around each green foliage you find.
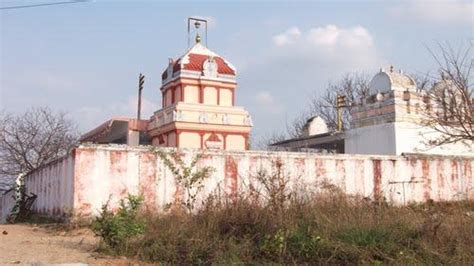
[260,229,286,258]
[253,159,293,215]
[7,176,26,223]
[151,148,215,213]
[287,223,324,259]
[338,226,392,248]
[92,194,145,251]
[7,175,38,223]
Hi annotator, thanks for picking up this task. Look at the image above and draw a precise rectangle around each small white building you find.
[345,67,473,156]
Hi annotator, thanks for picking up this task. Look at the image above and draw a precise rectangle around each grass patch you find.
[92,193,474,264]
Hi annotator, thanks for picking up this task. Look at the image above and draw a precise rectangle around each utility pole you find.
[137,73,145,120]
[336,94,346,131]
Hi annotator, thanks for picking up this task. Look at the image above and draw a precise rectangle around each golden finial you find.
[194,20,201,44]
[195,32,201,43]
[188,17,208,47]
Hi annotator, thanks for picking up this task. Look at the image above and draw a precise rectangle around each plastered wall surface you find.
[0,189,16,223]
[1,144,473,221]
[347,88,473,156]
[0,155,75,223]
[345,123,397,155]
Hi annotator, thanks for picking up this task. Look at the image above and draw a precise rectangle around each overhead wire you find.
[0,0,89,10]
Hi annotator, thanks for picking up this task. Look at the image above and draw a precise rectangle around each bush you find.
[152,148,215,213]
[92,194,145,252]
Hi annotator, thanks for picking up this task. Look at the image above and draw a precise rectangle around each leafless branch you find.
[420,42,473,146]
[0,107,79,176]
[297,73,371,135]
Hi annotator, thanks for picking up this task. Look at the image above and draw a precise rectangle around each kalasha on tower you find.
[147,18,252,150]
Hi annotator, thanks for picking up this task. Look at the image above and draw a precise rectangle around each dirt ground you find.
[0,223,133,265]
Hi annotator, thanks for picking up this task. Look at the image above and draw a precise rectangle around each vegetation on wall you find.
[6,175,38,223]
[151,148,215,213]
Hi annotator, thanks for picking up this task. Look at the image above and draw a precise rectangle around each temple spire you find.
[188,17,207,47]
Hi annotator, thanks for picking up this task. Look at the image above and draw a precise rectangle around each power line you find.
[0,0,89,10]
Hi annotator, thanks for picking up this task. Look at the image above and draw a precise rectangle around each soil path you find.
[0,223,131,265]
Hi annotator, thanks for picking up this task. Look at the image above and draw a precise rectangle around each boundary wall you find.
[1,144,473,221]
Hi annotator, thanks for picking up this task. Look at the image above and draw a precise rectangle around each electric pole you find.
[336,94,346,131]
[137,73,145,120]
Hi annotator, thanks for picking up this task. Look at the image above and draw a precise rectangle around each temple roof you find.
[162,43,236,81]
[80,118,149,143]
[369,66,416,92]
[385,70,416,89]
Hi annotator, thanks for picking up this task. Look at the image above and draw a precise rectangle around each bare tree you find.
[0,107,78,176]
[420,43,474,146]
[288,73,371,137]
[253,131,288,151]
[285,110,311,139]
[256,73,371,150]
[412,72,435,92]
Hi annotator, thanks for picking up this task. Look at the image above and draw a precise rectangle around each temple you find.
[80,18,252,150]
[272,66,473,156]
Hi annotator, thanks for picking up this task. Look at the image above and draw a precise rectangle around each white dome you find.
[369,66,416,93]
[303,116,328,136]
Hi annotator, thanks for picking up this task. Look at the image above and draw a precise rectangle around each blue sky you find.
[1,0,473,140]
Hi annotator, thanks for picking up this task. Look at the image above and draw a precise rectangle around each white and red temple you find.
[80,19,252,151]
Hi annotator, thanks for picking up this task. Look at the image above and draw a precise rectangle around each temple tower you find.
[148,18,252,150]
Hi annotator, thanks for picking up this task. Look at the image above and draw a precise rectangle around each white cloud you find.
[273,27,301,46]
[306,25,340,46]
[256,91,274,105]
[236,24,382,137]
[265,24,379,74]
[389,0,474,24]
[272,25,374,53]
[255,90,283,114]
[254,90,283,114]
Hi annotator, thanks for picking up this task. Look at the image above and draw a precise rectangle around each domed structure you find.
[431,74,459,98]
[369,66,416,93]
[302,116,329,137]
[345,66,472,156]
[148,23,252,150]
[162,42,236,82]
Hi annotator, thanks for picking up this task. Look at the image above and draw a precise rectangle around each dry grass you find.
[93,160,474,264]
[95,194,474,264]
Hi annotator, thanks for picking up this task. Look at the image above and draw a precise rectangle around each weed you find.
[151,148,215,213]
[92,194,145,252]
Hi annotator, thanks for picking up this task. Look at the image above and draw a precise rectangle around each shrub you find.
[92,194,145,252]
[151,148,215,213]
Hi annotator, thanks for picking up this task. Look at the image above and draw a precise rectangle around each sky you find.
[1,0,473,141]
